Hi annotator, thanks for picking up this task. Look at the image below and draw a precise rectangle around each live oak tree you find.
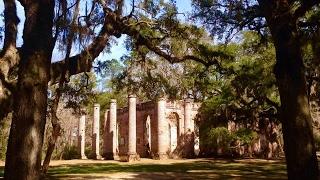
[2,0,55,179]
[192,0,320,179]
[116,31,281,157]
[113,25,230,100]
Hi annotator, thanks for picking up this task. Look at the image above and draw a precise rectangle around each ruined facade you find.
[77,95,201,161]
[77,95,201,162]
[103,96,201,161]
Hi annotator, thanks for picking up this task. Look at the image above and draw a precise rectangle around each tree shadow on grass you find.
[45,159,287,179]
[0,166,3,179]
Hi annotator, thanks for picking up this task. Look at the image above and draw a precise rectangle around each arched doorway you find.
[168,113,179,153]
[194,118,200,156]
[116,122,120,154]
[143,115,152,157]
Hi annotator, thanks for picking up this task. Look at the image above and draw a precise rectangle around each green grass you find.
[46,159,287,179]
[0,159,288,179]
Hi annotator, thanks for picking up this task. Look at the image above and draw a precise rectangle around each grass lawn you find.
[0,158,287,179]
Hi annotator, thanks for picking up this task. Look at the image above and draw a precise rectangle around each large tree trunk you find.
[272,26,319,179]
[4,1,54,179]
[256,1,320,178]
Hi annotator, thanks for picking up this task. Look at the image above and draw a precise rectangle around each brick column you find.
[127,95,140,161]
[184,98,194,158]
[78,114,87,159]
[92,103,101,159]
[156,97,168,159]
[105,99,119,160]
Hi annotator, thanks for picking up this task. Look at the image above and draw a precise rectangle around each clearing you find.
[0,158,287,179]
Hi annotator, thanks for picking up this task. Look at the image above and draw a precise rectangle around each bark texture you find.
[0,0,20,121]
[274,35,318,180]
[258,0,319,179]
[4,0,54,179]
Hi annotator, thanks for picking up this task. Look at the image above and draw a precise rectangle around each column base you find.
[119,153,140,162]
[153,153,168,160]
[127,153,140,162]
[80,155,88,160]
[169,153,181,159]
[92,154,102,160]
[104,152,120,160]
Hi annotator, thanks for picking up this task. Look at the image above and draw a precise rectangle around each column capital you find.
[110,99,117,103]
[184,98,193,103]
[94,103,100,107]
[157,97,166,102]
[80,107,87,115]
[128,94,136,98]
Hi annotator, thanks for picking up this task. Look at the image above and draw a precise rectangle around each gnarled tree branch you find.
[293,0,320,20]
[0,0,20,121]
[50,10,122,83]
[51,6,232,85]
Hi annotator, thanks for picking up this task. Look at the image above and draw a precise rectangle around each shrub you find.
[234,128,258,145]
[85,147,95,159]
[208,127,233,149]
[62,145,79,160]
[201,126,259,157]
[205,127,235,155]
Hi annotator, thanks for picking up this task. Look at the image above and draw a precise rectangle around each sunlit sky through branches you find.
[0,0,192,63]
[0,0,192,92]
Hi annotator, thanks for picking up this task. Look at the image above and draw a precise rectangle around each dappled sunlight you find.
[22,158,289,179]
[29,126,40,168]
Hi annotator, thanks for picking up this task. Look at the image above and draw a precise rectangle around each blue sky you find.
[0,0,192,62]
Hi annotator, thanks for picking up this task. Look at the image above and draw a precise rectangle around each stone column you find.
[103,109,109,157]
[105,99,119,160]
[156,97,168,159]
[179,107,185,136]
[78,114,87,159]
[184,98,192,133]
[92,103,101,159]
[127,95,140,161]
[184,98,194,158]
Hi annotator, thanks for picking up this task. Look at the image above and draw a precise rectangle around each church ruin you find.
[78,95,201,162]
